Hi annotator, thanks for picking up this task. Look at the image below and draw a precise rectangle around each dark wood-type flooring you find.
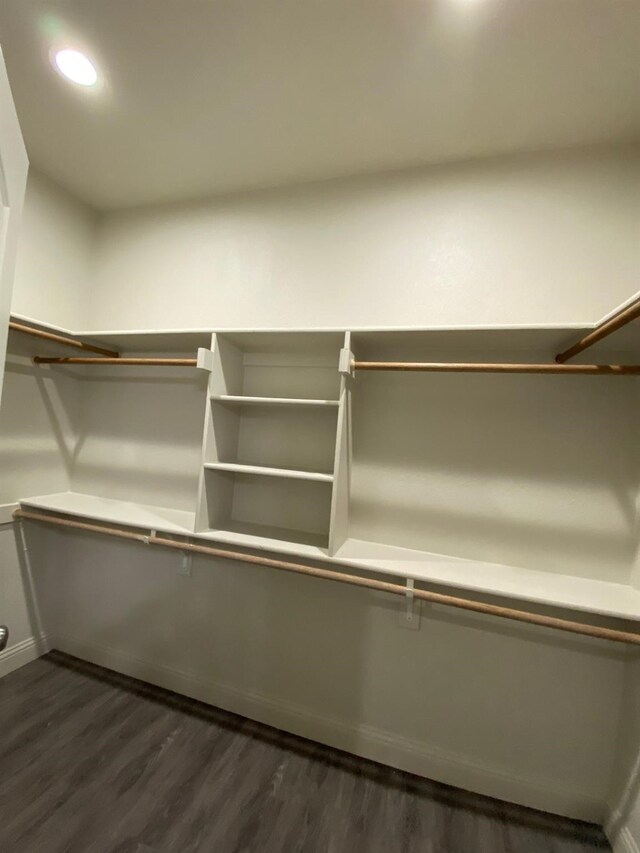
[0,651,611,853]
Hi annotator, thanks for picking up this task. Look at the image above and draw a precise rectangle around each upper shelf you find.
[11,290,640,363]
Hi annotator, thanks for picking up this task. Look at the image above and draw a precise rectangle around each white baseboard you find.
[606,806,640,853]
[0,633,50,677]
[608,826,640,853]
[50,631,604,823]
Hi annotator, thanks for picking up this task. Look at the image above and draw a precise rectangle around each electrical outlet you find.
[179,554,192,577]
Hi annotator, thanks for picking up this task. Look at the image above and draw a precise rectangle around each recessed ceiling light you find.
[54,49,98,87]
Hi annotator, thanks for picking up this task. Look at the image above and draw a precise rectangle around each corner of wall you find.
[11,167,100,331]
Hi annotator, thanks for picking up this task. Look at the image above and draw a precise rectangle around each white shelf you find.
[204,462,333,482]
[333,538,640,623]
[212,394,339,408]
[199,520,329,555]
[16,492,640,624]
[19,492,195,536]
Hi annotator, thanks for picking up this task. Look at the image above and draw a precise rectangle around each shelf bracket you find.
[196,348,214,372]
[142,529,157,545]
[399,578,421,630]
[180,553,192,576]
[339,348,355,378]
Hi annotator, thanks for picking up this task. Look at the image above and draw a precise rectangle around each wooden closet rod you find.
[13,507,640,646]
[33,356,197,366]
[556,298,640,364]
[352,361,640,375]
[9,321,119,358]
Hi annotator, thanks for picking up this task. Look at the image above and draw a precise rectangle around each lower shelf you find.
[16,491,640,623]
[333,538,640,622]
[19,492,195,536]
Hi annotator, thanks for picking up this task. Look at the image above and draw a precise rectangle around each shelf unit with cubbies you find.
[195,331,349,554]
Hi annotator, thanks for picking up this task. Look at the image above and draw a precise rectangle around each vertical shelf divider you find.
[328,331,352,555]
[194,333,244,532]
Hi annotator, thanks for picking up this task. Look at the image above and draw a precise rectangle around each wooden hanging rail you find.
[9,320,119,358]
[13,507,640,646]
[556,297,640,363]
[351,361,640,375]
[33,356,197,366]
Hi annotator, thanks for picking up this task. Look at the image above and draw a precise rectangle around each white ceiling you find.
[0,0,639,210]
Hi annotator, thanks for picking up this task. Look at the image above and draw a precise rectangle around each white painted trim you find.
[0,633,50,678]
[608,826,640,853]
[0,501,18,525]
[594,289,640,327]
[49,631,604,823]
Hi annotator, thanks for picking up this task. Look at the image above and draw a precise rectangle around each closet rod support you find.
[9,320,119,358]
[556,298,640,363]
[13,508,640,647]
[339,348,355,377]
[400,578,420,630]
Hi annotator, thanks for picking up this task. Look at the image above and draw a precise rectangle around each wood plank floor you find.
[0,651,610,853]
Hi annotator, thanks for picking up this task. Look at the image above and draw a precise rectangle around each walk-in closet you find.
[1,3,640,852]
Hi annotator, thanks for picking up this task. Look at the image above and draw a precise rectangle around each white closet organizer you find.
[196,331,344,552]
[9,304,640,630]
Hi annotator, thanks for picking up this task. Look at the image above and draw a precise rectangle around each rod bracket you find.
[196,348,214,372]
[339,348,355,378]
[399,578,421,630]
[142,529,157,546]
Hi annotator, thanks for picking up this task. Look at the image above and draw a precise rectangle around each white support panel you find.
[329,331,352,555]
[194,333,241,531]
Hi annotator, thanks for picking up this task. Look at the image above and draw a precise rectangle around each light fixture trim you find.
[54,48,98,87]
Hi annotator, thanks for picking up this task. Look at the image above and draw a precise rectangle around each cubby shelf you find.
[203,462,334,482]
[199,520,329,555]
[211,395,339,408]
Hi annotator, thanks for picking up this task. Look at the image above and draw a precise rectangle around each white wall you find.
[0,167,92,675]
[88,144,640,330]
[11,169,97,330]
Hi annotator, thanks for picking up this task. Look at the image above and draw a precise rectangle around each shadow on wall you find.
[0,354,81,500]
